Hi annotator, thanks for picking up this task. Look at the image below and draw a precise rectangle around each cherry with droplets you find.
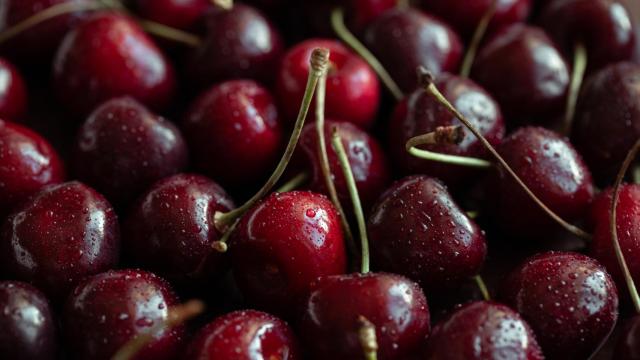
[0,58,27,121]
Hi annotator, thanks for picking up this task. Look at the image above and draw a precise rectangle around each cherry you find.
[73,96,188,206]
[184,310,301,359]
[470,24,570,125]
[63,269,186,360]
[229,191,347,316]
[616,315,640,360]
[188,2,284,89]
[276,39,380,129]
[345,0,398,34]
[299,272,430,359]
[134,0,209,31]
[389,73,505,186]
[182,80,283,190]
[0,281,56,360]
[0,119,65,218]
[53,12,176,116]
[424,301,544,359]
[572,62,640,185]
[363,8,463,93]
[0,181,120,302]
[367,175,487,291]
[500,251,619,359]
[124,173,235,285]
[488,126,594,237]
[0,58,27,121]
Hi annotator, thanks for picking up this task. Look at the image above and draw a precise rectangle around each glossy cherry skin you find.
[539,0,636,70]
[53,12,176,116]
[389,73,505,186]
[276,39,380,129]
[0,181,120,302]
[124,173,235,285]
[63,269,185,360]
[616,315,640,360]
[188,4,284,89]
[368,176,487,291]
[500,251,619,359]
[363,8,463,93]
[185,310,301,359]
[424,301,543,359]
[471,24,569,125]
[0,120,65,218]
[182,80,282,190]
[489,126,594,237]
[346,0,398,33]
[0,58,27,121]
[572,62,640,185]
[229,191,347,316]
[134,0,209,30]
[297,119,390,211]
[73,97,188,206]
[299,272,430,360]
[0,281,56,360]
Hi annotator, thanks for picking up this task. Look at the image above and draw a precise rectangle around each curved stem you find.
[406,125,493,168]
[417,67,592,240]
[214,48,330,232]
[137,19,202,47]
[358,316,379,360]
[330,7,404,101]
[474,275,491,301]
[276,172,309,193]
[460,0,498,78]
[610,138,640,313]
[561,42,587,136]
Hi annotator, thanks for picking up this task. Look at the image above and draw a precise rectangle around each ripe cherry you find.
[134,0,209,31]
[0,58,27,121]
[345,0,398,34]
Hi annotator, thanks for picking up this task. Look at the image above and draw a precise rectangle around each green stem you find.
[358,316,379,360]
[561,42,587,136]
[474,275,491,301]
[459,0,498,78]
[137,19,202,47]
[212,0,233,9]
[276,172,309,193]
[406,126,492,168]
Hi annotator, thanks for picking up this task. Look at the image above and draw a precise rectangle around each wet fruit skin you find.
[0,58,28,121]
[134,0,210,31]
[0,181,120,303]
[0,281,57,360]
[53,12,176,117]
[124,173,235,285]
[424,301,544,360]
[184,310,302,360]
[616,315,640,360]
[0,119,65,218]
[500,251,619,359]
[388,73,505,186]
[63,269,185,360]
[229,191,347,316]
[299,272,431,360]
[73,96,188,206]
[367,176,487,291]
[363,8,463,93]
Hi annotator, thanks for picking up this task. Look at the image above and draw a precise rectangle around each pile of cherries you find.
[0,0,639,359]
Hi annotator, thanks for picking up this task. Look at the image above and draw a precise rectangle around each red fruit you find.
[346,0,398,33]
[0,58,27,121]
[134,0,209,31]
[616,315,640,360]
[53,12,176,116]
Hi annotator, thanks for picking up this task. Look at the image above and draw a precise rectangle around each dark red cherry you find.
[367,176,487,291]
[73,97,188,206]
[500,251,619,359]
[616,315,640,360]
[0,181,119,302]
[64,269,185,360]
[471,24,570,125]
[572,62,640,185]
[185,310,301,359]
[346,0,398,34]
[424,301,544,360]
[188,3,284,89]
[299,272,430,359]
[182,80,282,190]
[53,12,176,116]
[489,126,594,237]
[539,0,636,70]
[276,39,380,129]
[124,173,235,285]
[0,120,65,218]
[0,58,27,121]
[297,119,389,211]
[0,281,56,360]
[363,8,463,93]
[389,73,505,186]
[421,0,532,39]
[134,0,209,31]
[229,191,347,316]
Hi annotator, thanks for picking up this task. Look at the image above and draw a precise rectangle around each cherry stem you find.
[474,275,491,301]
[406,125,493,168]
[561,42,587,136]
[417,67,592,240]
[212,0,233,10]
[466,210,479,219]
[358,316,379,360]
[330,7,404,101]
[332,127,370,274]
[610,138,640,313]
[634,166,640,184]
[276,172,309,193]
[397,0,410,7]
[111,300,205,360]
[460,0,498,78]
[137,19,202,47]
[214,48,330,233]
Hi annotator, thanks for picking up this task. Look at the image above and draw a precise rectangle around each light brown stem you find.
[406,125,493,168]
[358,316,379,360]
[561,42,587,136]
[460,0,498,78]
